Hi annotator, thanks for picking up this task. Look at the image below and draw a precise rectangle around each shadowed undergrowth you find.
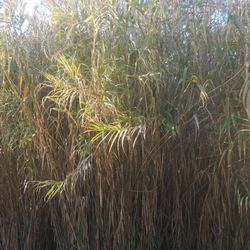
[0,0,250,249]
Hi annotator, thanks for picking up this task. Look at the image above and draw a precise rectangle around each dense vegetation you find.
[0,0,250,249]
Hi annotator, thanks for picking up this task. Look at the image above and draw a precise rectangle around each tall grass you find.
[0,0,250,249]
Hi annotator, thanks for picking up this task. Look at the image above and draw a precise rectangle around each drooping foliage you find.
[0,0,250,249]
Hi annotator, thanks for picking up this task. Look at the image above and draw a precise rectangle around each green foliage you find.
[0,0,250,249]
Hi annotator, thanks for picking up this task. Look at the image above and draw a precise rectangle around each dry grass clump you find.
[0,0,250,249]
